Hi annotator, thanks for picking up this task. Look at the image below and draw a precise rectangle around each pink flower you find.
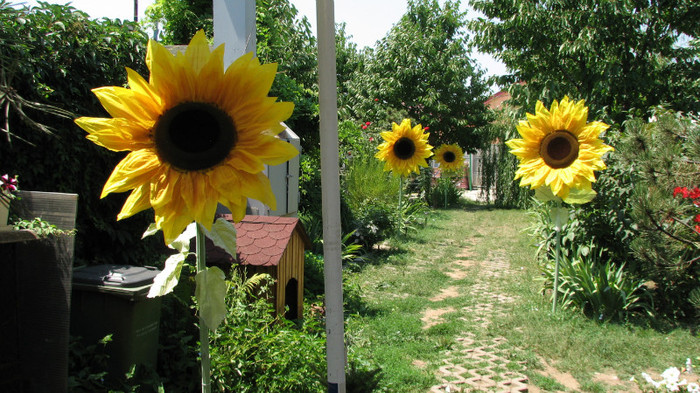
[424,126,430,131]
[1,174,18,192]
[369,137,374,142]
[365,121,371,125]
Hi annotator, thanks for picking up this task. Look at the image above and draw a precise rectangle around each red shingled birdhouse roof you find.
[217,214,311,267]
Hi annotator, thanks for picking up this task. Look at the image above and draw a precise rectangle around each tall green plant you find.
[479,108,532,208]
[343,144,401,248]
[540,242,653,322]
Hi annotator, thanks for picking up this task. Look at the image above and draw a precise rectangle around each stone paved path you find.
[426,249,530,393]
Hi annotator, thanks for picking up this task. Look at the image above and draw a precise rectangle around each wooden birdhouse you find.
[206,215,311,320]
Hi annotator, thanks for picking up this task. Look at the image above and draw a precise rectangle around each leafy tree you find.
[0,2,168,265]
[145,0,213,44]
[345,0,493,152]
[255,0,319,150]
[469,0,700,123]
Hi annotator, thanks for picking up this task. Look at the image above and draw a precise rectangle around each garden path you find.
[425,248,532,392]
[420,234,643,393]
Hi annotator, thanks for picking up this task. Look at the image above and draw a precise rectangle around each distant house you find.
[205,215,311,320]
[484,90,512,110]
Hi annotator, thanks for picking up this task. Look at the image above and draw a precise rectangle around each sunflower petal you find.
[239,171,277,209]
[102,150,161,197]
[118,183,152,220]
[76,117,151,151]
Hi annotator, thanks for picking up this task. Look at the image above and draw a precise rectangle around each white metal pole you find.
[316,1,346,392]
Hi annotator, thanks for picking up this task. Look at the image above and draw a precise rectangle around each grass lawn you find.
[343,205,700,392]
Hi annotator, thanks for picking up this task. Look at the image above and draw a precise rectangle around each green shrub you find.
[480,108,532,208]
[539,109,700,321]
[617,109,700,320]
[209,270,327,392]
[0,2,168,266]
[343,147,401,248]
[540,242,653,322]
[428,177,462,208]
[397,197,431,235]
[304,251,325,299]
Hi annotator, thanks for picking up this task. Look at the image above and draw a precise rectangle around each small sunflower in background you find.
[434,144,464,173]
[375,118,433,177]
[75,30,299,243]
[505,96,613,203]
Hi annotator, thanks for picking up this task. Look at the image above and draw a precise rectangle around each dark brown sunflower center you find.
[154,102,236,171]
[539,130,579,169]
[393,137,416,160]
[443,151,456,163]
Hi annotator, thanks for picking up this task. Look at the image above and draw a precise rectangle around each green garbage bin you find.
[70,265,162,378]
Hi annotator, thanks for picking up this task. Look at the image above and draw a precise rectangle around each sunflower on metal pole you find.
[505,96,613,312]
[75,30,299,392]
[375,119,433,232]
[434,144,465,208]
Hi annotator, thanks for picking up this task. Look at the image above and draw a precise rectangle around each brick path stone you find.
[428,250,530,393]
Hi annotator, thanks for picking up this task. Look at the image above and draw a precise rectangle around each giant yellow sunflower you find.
[375,119,433,177]
[505,96,613,202]
[434,144,464,173]
[75,31,298,243]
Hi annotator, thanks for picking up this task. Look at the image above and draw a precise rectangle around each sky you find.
[16,0,506,81]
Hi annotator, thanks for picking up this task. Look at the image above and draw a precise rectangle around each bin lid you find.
[73,265,160,288]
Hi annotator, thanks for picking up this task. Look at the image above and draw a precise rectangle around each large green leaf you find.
[147,252,186,298]
[195,266,228,330]
[199,218,236,257]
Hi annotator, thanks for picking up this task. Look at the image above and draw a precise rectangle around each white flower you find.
[642,372,661,388]
[687,382,700,393]
[661,367,682,383]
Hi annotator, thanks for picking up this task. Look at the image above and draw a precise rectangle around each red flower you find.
[690,187,700,199]
[365,121,371,125]
[694,214,700,223]
[695,225,700,234]
[674,186,690,198]
[369,137,374,142]
[423,126,429,131]
[362,125,368,130]
[374,98,379,101]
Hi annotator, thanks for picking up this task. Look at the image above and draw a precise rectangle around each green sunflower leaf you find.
[170,222,197,253]
[195,266,228,330]
[199,218,237,257]
[563,188,597,205]
[147,252,186,298]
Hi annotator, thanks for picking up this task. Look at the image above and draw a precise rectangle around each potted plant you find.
[0,174,19,230]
